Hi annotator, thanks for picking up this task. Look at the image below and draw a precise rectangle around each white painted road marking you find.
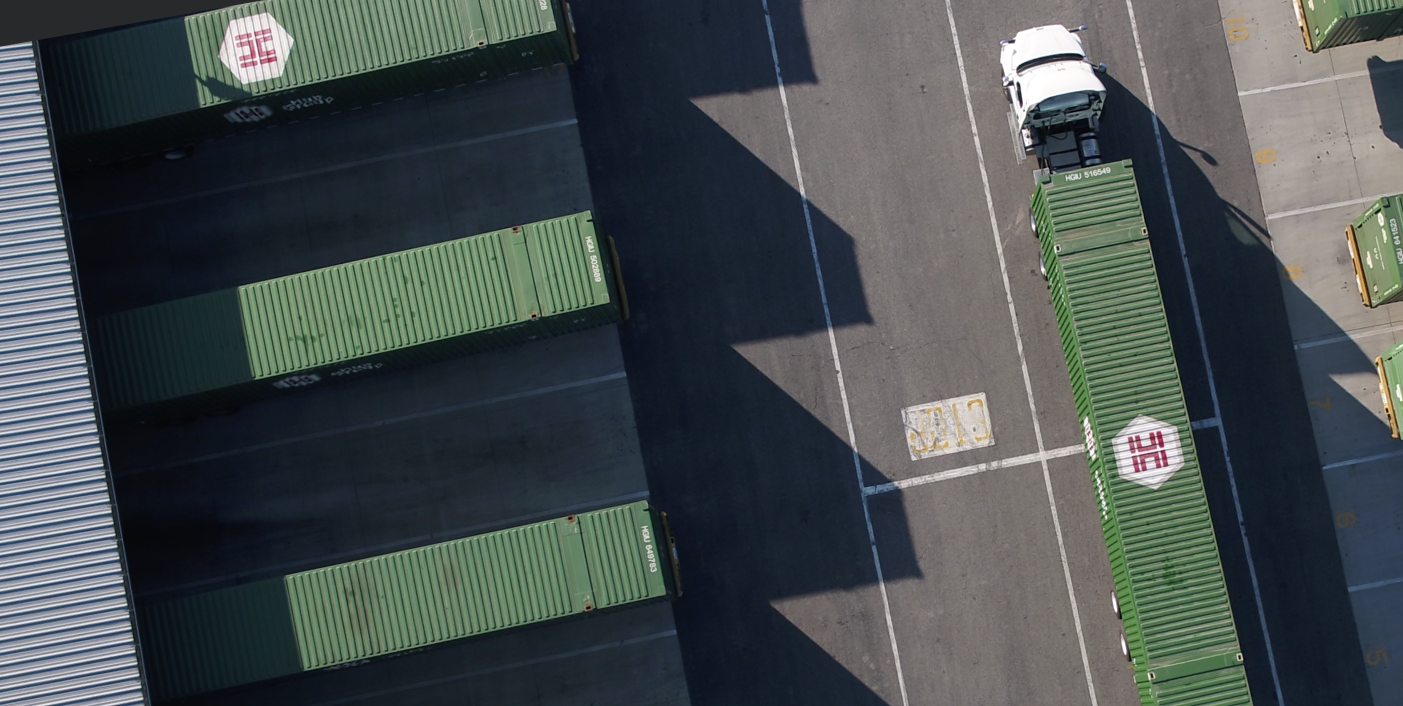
[1237,60,1403,97]
[1295,322,1403,351]
[759,3,910,704]
[74,118,580,220]
[1124,0,1285,700]
[939,4,1098,704]
[902,393,994,460]
[309,629,679,705]
[1322,448,1403,471]
[866,445,1085,496]
[1191,417,1221,430]
[1267,193,1397,221]
[119,371,627,477]
[1349,575,1403,594]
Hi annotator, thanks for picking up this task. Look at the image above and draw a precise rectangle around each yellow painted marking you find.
[1366,648,1388,667]
[903,393,994,460]
[968,398,991,443]
[1225,17,1251,41]
[1336,512,1357,528]
[1309,397,1332,411]
[1255,149,1277,164]
[1282,266,1303,280]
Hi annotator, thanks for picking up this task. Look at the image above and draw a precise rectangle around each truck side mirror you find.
[1002,76,1013,87]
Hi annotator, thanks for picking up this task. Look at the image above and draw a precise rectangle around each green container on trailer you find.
[1032,160,1254,706]
[89,211,622,423]
[1346,194,1403,308]
[1376,341,1403,438]
[1294,0,1403,51]
[137,501,678,702]
[39,0,575,166]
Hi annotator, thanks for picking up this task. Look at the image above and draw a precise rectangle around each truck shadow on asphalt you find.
[1368,56,1403,149]
[570,1,922,704]
[1099,74,1377,706]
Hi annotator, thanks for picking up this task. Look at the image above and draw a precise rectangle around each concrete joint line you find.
[1266,193,1396,221]
[864,445,1086,496]
[760,3,910,704]
[119,371,627,477]
[1295,321,1403,350]
[1348,575,1403,594]
[1124,0,1285,701]
[940,3,1098,704]
[1322,448,1403,471]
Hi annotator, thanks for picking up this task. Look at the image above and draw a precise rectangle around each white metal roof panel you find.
[0,42,146,706]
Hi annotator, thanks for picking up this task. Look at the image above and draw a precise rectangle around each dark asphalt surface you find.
[570,0,1369,704]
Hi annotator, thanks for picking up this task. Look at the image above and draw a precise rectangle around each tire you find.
[1119,632,1131,662]
[1030,212,1039,238]
[1111,589,1121,619]
[1039,254,1048,281]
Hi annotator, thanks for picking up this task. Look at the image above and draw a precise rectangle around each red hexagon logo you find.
[219,13,294,85]
[1111,415,1184,490]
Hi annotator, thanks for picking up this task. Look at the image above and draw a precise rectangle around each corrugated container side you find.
[88,290,252,413]
[284,516,587,669]
[40,0,570,165]
[1151,665,1253,706]
[137,579,302,702]
[525,212,621,336]
[1034,161,1251,706]
[1349,195,1403,307]
[577,502,671,609]
[237,229,536,378]
[1302,0,1403,50]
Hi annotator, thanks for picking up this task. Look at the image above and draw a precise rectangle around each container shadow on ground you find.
[569,1,921,703]
[1369,56,1403,149]
[1100,75,1375,705]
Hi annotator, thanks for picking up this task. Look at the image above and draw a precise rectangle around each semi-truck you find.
[1006,25,1257,706]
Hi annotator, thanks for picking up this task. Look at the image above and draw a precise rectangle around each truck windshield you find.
[1032,92,1093,119]
[1016,53,1086,74]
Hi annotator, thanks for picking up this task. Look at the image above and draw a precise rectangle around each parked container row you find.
[1294,0,1403,52]
[1032,160,1254,705]
[138,501,680,702]
[1347,194,1403,308]
[90,211,624,423]
[40,0,576,166]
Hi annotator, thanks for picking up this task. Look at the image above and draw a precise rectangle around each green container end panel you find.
[89,211,619,422]
[87,289,253,416]
[39,0,571,165]
[1377,341,1403,438]
[1149,664,1253,706]
[137,579,303,703]
[578,503,673,609]
[1348,195,1403,307]
[1297,0,1403,51]
[1033,161,1253,706]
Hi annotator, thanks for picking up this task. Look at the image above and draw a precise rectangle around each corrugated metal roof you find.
[0,42,146,706]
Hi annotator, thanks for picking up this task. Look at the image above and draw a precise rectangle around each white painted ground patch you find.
[902,393,993,460]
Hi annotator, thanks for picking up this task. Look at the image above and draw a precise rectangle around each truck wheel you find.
[1120,631,1131,661]
[1039,254,1048,281]
[1030,213,1038,238]
[1111,589,1121,618]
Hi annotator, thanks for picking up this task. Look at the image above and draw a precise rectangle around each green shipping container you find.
[1347,194,1403,308]
[1376,341,1403,438]
[90,211,623,423]
[1032,160,1255,706]
[1294,0,1403,51]
[139,501,679,702]
[40,0,576,165]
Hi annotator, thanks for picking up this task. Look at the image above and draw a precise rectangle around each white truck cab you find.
[1000,25,1107,172]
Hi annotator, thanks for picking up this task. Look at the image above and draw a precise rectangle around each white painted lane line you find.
[1322,448,1403,471]
[1192,418,1221,430]
[136,490,652,600]
[309,629,679,705]
[939,4,1098,704]
[865,445,1085,496]
[73,118,579,220]
[1237,69,1371,97]
[1123,2,1286,701]
[1266,193,1396,221]
[118,371,627,478]
[1349,575,1403,594]
[1295,322,1403,351]
[759,4,909,704]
